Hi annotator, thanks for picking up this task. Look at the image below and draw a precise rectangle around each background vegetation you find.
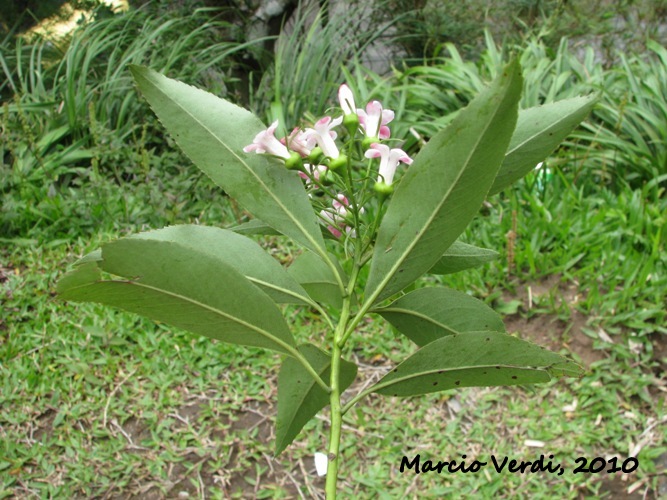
[1,0,665,497]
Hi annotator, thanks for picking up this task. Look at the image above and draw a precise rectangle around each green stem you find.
[344,148,361,232]
[325,295,351,498]
[325,340,343,498]
[336,265,361,348]
[336,195,384,349]
[338,232,386,345]
[358,196,385,257]
[339,305,367,347]
[324,132,368,497]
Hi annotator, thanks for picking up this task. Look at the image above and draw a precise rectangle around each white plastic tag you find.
[314,452,328,476]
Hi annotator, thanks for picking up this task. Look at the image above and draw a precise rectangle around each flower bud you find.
[374,181,394,198]
[328,154,348,171]
[319,169,334,186]
[362,136,379,150]
[308,147,324,164]
[343,113,359,137]
[285,151,303,170]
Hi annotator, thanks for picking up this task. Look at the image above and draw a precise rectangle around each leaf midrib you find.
[441,251,497,258]
[378,306,460,337]
[373,365,549,393]
[247,277,310,304]
[506,98,589,157]
[65,278,295,352]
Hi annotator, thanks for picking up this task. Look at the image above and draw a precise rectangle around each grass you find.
[2,163,665,497]
[574,40,667,192]
[458,174,666,335]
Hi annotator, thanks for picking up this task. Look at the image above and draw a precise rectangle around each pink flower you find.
[285,127,317,157]
[325,224,344,239]
[243,120,291,159]
[305,116,343,159]
[298,163,328,186]
[357,101,394,140]
[365,143,413,186]
[319,194,364,238]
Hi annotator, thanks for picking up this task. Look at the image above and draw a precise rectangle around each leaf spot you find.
[455,380,460,386]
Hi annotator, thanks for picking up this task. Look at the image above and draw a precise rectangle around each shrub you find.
[0,4,254,238]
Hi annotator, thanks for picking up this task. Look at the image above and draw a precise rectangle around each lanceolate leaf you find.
[288,252,347,308]
[129,65,325,256]
[372,332,583,397]
[57,238,297,355]
[130,225,310,305]
[275,344,357,455]
[364,60,522,305]
[429,240,499,275]
[489,94,598,195]
[375,287,505,346]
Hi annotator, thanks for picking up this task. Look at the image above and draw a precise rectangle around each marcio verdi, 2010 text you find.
[399,454,639,476]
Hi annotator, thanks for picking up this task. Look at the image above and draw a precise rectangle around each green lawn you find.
[2,176,665,497]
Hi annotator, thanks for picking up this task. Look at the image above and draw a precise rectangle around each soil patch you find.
[118,400,307,499]
[504,312,603,367]
[500,275,607,366]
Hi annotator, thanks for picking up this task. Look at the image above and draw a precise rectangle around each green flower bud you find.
[285,152,303,170]
[328,154,348,171]
[319,168,334,186]
[343,113,360,137]
[362,136,380,150]
[308,147,323,164]
[374,181,393,198]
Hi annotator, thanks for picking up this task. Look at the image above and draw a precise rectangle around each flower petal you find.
[338,84,356,115]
